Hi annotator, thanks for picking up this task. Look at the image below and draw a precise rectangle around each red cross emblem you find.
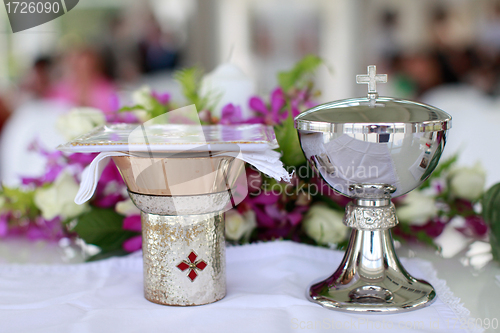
[176,251,207,282]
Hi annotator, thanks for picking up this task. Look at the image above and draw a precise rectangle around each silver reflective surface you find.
[298,129,448,198]
[308,228,436,312]
[295,97,451,134]
[295,91,451,313]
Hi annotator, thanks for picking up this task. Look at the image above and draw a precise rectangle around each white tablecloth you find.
[0,241,483,333]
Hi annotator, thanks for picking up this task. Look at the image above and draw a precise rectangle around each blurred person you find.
[478,2,500,56]
[374,9,401,69]
[50,47,117,114]
[400,52,444,98]
[102,14,142,83]
[20,56,55,100]
[430,6,460,85]
[139,18,180,73]
[467,61,500,96]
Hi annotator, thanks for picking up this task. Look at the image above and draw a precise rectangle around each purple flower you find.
[152,91,171,105]
[456,215,489,238]
[22,140,70,186]
[25,217,64,242]
[246,167,262,193]
[411,218,447,238]
[67,153,98,167]
[246,190,308,237]
[123,235,142,252]
[123,215,141,232]
[465,215,488,237]
[220,103,244,124]
[0,214,9,238]
[248,88,287,125]
[311,176,351,207]
[122,215,142,252]
[92,161,127,208]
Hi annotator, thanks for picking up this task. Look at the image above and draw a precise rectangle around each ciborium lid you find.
[295,65,452,134]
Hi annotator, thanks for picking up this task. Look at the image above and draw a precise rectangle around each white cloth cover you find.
[74,149,290,205]
[0,241,482,333]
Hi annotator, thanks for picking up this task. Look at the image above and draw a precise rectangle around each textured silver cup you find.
[133,192,228,306]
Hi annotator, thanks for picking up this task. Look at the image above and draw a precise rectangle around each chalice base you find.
[308,229,436,313]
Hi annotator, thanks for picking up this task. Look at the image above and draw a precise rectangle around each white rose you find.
[115,198,140,216]
[56,107,106,140]
[302,203,348,245]
[396,191,437,226]
[225,209,256,241]
[133,109,149,123]
[34,172,89,220]
[132,86,153,110]
[448,162,486,201]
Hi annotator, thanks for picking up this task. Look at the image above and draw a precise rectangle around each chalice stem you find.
[308,200,436,312]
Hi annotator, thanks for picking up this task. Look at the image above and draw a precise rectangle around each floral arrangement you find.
[0,55,498,262]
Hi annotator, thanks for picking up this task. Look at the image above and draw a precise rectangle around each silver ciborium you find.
[294,66,452,313]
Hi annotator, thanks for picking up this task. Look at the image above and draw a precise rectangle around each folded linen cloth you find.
[75,150,291,205]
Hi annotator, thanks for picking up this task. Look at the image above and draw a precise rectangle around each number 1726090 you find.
[5,1,60,14]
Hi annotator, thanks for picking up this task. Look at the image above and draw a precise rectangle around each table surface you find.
[1,237,499,332]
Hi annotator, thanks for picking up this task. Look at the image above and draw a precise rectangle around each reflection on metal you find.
[295,66,452,313]
[308,199,436,313]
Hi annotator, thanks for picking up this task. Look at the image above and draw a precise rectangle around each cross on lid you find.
[356,65,387,100]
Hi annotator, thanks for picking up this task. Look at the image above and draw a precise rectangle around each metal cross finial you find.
[356,65,387,100]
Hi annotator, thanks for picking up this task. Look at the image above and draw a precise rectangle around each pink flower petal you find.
[99,161,123,184]
[271,88,285,112]
[92,193,124,208]
[220,103,244,124]
[68,153,98,167]
[249,97,269,115]
[263,204,284,220]
[251,191,280,205]
[287,212,304,226]
[152,91,171,105]
[254,206,276,228]
[465,215,488,237]
[0,215,8,237]
[243,117,265,124]
[123,235,142,252]
[123,215,142,232]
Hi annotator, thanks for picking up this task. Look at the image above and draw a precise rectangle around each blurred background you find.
[0,0,500,184]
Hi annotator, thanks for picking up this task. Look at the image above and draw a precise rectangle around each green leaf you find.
[174,67,216,112]
[335,238,350,251]
[274,113,306,167]
[73,207,138,255]
[277,55,322,92]
[316,195,344,211]
[118,105,146,112]
[0,185,39,219]
[482,183,500,263]
[489,232,500,263]
[416,231,438,250]
[482,183,500,223]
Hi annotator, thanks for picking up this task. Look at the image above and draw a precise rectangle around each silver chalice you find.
[294,66,452,313]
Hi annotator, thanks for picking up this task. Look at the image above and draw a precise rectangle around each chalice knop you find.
[295,66,452,312]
